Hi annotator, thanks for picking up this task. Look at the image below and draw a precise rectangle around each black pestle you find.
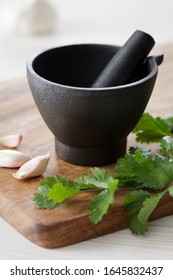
[92,30,155,88]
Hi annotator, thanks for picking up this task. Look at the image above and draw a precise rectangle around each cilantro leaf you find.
[47,182,80,203]
[75,168,114,190]
[33,185,56,209]
[42,176,79,204]
[133,156,173,189]
[159,136,173,157]
[162,115,173,132]
[124,190,166,234]
[132,113,172,143]
[124,190,152,234]
[39,176,59,188]
[88,179,119,223]
[33,176,62,209]
[34,176,79,208]
[128,213,148,235]
[115,149,143,179]
[138,192,165,225]
[124,190,152,214]
[91,167,111,182]
[116,149,173,189]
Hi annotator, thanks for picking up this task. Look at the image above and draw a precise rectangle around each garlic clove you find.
[13,152,50,179]
[0,134,22,147]
[0,150,30,168]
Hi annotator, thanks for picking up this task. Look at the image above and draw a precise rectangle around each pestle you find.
[92,30,155,88]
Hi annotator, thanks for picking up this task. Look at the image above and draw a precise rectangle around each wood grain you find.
[0,44,173,248]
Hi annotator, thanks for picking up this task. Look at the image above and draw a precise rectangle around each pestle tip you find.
[133,29,155,46]
[92,30,156,88]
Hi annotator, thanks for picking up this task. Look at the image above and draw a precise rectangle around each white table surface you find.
[0,0,173,260]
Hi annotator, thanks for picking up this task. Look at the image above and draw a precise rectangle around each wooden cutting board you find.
[1,44,173,248]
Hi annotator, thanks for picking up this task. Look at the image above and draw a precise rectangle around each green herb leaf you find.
[134,156,173,189]
[45,176,79,203]
[47,182,80,203]
[128,213,148,235]
[138,192,165,225]
[88,179,119,223]
[162,115,173,132]
[124,190,152,235]
[125,190,165,234]
[116,149,173,189]
[159,136,173,157]
[132,113,172,143]
[124,190,152,214]
[39,176,59,188]
[34,176,79,208]
[75,168,114,190]
[33,185,56,209]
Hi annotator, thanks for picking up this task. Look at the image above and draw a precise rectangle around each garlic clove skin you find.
[0,150,30,168]
[0,134,22,147]
[13,153,50,179]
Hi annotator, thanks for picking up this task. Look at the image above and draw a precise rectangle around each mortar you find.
[27,43,163,166]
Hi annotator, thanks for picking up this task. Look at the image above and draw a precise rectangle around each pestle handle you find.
[92,30,155,88]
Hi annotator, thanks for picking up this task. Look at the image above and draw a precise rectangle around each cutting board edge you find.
[1,192,173,249]
[0,190,128,248]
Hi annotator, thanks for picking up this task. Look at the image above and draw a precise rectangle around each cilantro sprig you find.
[115,147,173,190]
[33,113,173,235]
[34,168,119,223]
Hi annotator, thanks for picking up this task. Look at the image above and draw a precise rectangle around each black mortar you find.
[27,43,163,166]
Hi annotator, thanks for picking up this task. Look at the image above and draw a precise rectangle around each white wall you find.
[0,0,173,81]
[54,0,173,45]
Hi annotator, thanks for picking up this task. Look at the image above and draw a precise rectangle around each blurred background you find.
[0,0,173,82]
